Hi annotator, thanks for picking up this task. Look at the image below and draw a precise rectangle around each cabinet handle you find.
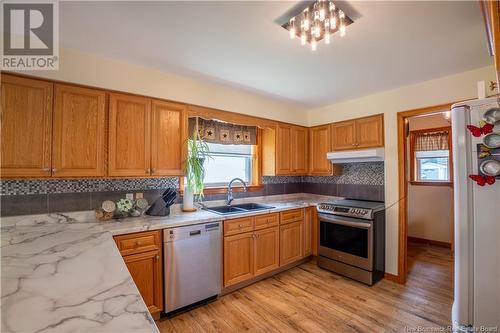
[238,224,245,228]
[51,168,58,173]
[155,255,160,260]
[42,168,50,173]
[146,169,151,174]
[136,241,142,246]
[151,169,156,174]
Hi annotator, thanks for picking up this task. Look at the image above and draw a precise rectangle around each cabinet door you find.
[123,250,163,316]
[309,125,332,175]
[108,93,151,177]
[291,126,308,174]
[280,221,303,266]
[254,226,279,276]
[52,85,106,177]
[224,232,254,287]
[151,100,187,176]
[275,125,292,175]
[1,75,53,177]
[331,120,356,151]
[355,114,384,149]
[303,207,313,257]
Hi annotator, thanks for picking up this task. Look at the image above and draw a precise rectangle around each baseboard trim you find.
[384,273,401,283]
[408,236,451,249]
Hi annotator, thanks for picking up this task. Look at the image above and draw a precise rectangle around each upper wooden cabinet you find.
[308,125,341,176]
[151,100,187,176]
[331,114,384,151]
[483,0,500,84]
[53,84,106,177]
[108,93,151,177]
[1,75,53,177]
[291,126,308,174]
[262,124,308,176]
[109,94,187,177]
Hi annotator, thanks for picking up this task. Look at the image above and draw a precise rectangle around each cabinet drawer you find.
[224,217,254,236]
[114,231,161,256]
[280,208,304,224]
[254,213,279,230]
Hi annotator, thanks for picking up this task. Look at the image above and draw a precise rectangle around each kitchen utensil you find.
[480,159,500,177]
[482,107,500,125]
[146,189,177,216]
[483,133,500,149]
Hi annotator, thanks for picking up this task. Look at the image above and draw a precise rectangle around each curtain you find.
[413,131,449,151]
[188,117,257,145]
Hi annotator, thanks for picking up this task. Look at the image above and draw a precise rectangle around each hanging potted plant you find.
[183,120,210,211]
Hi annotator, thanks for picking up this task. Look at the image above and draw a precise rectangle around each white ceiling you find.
[59,1,492,107]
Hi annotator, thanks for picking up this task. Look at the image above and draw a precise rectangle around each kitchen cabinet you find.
[280,220,303,266]
[1,75,53,177]
[108,93,151,177]
[113,230,163,319]
[254,226,280,276]
[262,124,309,176]
[303,207,313,257]
[224,231,255,286]
[291,126,308,174]
[53,84,106,177]
[331,114,384,151]
[308,125,341,175]
[151,100,187,176]
[483,0,500,84]
[109,94,187,177]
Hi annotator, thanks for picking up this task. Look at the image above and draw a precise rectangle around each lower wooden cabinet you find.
[122,250,163,316]
[114,230,163,318]
[254,226,280,276]
[280,220,304,266]
[223,231,255,287]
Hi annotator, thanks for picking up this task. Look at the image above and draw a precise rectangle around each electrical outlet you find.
[135,192,144,199]
[126,193,134,200]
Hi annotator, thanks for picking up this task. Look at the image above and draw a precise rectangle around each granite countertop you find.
[0,193,338,333]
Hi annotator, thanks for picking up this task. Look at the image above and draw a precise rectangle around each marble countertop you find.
[0,193,338,333]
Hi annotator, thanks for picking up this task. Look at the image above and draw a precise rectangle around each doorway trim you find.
[396,102,454,284]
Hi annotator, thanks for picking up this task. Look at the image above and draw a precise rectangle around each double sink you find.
[204,203,275,215]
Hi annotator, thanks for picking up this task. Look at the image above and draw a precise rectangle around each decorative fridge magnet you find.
[467,121,494,137]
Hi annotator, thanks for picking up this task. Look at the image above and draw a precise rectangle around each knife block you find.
[145,197,171,216]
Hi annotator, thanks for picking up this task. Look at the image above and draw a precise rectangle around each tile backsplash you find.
[0,162,384,216]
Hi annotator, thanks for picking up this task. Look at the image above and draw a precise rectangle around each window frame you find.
[409,126,453,186]
[179,128,264,195]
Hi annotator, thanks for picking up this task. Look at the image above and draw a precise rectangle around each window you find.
[410,127,452,185]
[202,143,253,187]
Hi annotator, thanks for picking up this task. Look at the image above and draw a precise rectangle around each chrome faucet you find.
[226,178,247,206]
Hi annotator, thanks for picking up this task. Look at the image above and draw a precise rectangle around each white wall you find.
[11,48,309,126]
[307,65,497,274]
[407,114,453,243]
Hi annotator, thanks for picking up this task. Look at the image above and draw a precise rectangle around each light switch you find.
[135,192,144,199]
[126,193,134,200]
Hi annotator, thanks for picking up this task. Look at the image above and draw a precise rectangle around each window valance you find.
[413,130,449,151]
[188,117,257,145]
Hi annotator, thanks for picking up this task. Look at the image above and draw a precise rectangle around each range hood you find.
[327,148,385,164]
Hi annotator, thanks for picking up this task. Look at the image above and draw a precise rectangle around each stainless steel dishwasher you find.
[163,221,221,313]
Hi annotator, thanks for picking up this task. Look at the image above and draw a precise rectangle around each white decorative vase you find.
[183,187,195,211]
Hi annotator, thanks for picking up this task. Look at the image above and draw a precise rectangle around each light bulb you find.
[329,2,335,11]
[319,8,325,21]
[301,33,306,45]
[330,15,336,29]
[304,18,309,31]
[311,39,317,51]
[290,27,296,39]
[314,10,319,21]
[339,23,346,37]
[315,24,321,38]
[325,33,330,44]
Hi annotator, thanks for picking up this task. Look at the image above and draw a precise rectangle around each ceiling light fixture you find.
[282,0,353,51]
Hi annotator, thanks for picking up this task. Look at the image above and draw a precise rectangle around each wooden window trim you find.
[409,126,453,186]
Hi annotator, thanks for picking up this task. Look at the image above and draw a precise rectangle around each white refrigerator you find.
[451,97,500,332]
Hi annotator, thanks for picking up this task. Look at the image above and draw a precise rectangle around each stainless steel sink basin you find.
[204,203,275,215]
[232,203,274,211]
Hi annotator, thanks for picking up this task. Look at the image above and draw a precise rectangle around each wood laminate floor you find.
[158,242,453,332]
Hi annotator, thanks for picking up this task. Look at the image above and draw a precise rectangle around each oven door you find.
[318,213,373,271]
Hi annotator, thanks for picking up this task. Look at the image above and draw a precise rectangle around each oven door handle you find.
[318,214,372,229]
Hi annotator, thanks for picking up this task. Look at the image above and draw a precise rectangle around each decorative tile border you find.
[263,162,384,186]
[0,178,179,196]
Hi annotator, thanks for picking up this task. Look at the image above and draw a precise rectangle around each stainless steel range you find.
[317,199,385,285]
